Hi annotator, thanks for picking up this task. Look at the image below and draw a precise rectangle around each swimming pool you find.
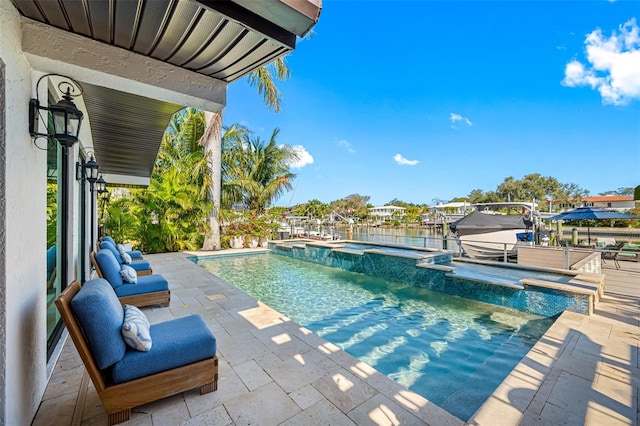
[196,253,555,421]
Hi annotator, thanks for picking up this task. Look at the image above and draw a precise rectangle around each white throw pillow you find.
[120,265,137,283]
[121,305,152,351]
[121,251,132,264]
[117,243,127,255]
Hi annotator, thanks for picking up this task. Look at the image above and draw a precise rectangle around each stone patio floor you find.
[33,250,639,425]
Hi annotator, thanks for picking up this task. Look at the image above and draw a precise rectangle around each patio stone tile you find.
[217,333,272,367]
[529,402,585,426]
[82,385,109,421]
[233,360,273,391]
[250,323,316,358]
[280,322,330,347]
[32,390,76,426]
[526,367,562,415]
[180,404,233,426]
[510,360,549,387]
[134,393,191,425]
[302,347,340,373]
[592,371,636,415]
[545,370,631,421]
[311,368,379,413]
[596,362,637,385]
[280,399,356,426]
[236,302,290,330]
[224,381,300,425]
[183,358,249,417]
[144,307,176,324]
[41,362,85,400]
[347,393,427,426]
[518,409,557,426]
[264,352,331,393]
[406,397,464,426]
[470,394,527,426]
[490,373,539,412]
[253,352,284,370]
[553,351,600,381]
[289,384,325,410]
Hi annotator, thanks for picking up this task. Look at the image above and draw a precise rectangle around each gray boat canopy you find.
[450,211,533,236]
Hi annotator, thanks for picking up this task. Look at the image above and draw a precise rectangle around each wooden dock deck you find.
[601,258,640,296]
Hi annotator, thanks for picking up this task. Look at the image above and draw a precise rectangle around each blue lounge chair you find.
[99,240,152,276]
[55,278,217,424]
[102,236,143,260]
[91,249,170,308]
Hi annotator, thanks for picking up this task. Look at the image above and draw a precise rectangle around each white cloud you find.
[562,18,640,105]
[337,139,355,154]
[393,154,419,166]
[450,113,473,127]
[288,145,314,169]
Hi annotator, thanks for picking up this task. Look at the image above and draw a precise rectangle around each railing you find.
[342,230,460,252]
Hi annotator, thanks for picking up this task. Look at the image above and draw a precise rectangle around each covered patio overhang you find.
[13,0,322,186]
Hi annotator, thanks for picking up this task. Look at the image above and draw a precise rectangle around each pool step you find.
[445,272,524,290]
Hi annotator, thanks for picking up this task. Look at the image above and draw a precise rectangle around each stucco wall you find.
[0,2,48,424]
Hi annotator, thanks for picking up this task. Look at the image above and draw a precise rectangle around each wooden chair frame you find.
[56,281,218,425]
[90,251,170,308]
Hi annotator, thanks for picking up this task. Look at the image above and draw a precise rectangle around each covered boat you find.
[450,211,533,260]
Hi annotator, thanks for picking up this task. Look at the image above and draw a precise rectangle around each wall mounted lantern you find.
[83,156,99,187]
[76,154,100,189]
[29,73,84,148]
[96,175,107,194]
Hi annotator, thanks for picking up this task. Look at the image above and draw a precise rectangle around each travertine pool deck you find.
[34,250,639,425]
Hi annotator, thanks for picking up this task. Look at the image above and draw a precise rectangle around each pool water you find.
[197,254,555,421]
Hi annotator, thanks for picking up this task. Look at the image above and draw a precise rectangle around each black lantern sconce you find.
[29,73,84,149]
[77,154,100,190]
[96,175,107,194]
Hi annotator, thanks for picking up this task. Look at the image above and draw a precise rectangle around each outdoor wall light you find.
[96,175,107,194]
[83,156,100,186]
[29,73,84,148]
[76,154,100,190]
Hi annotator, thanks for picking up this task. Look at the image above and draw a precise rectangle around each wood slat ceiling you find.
[11,0,297,82]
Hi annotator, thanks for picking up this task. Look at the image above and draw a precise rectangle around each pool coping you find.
[185,249,629,424]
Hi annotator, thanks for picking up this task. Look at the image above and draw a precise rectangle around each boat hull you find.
[459,230,531,259]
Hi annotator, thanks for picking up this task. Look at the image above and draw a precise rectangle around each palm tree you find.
[222,128,299,214]
[201,57,291,249]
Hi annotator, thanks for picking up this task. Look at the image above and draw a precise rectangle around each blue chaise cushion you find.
[100,240,124,264]
[105,236,142,258]
[111,314,217,384]
[103,236,117,246]
[99,241,150,272]
[71,278,126,370]
[95,249,125,288]
[114,273,169,298]
[128,259,151,272]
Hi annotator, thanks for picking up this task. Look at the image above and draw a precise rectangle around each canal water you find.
[331,226,460,251]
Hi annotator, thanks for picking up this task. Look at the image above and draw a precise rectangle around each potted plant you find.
[225,222,245,249]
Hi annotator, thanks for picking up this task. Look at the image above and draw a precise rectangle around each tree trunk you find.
[202,111,222,250]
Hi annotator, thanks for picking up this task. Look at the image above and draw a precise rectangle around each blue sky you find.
[222,0,640,207]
